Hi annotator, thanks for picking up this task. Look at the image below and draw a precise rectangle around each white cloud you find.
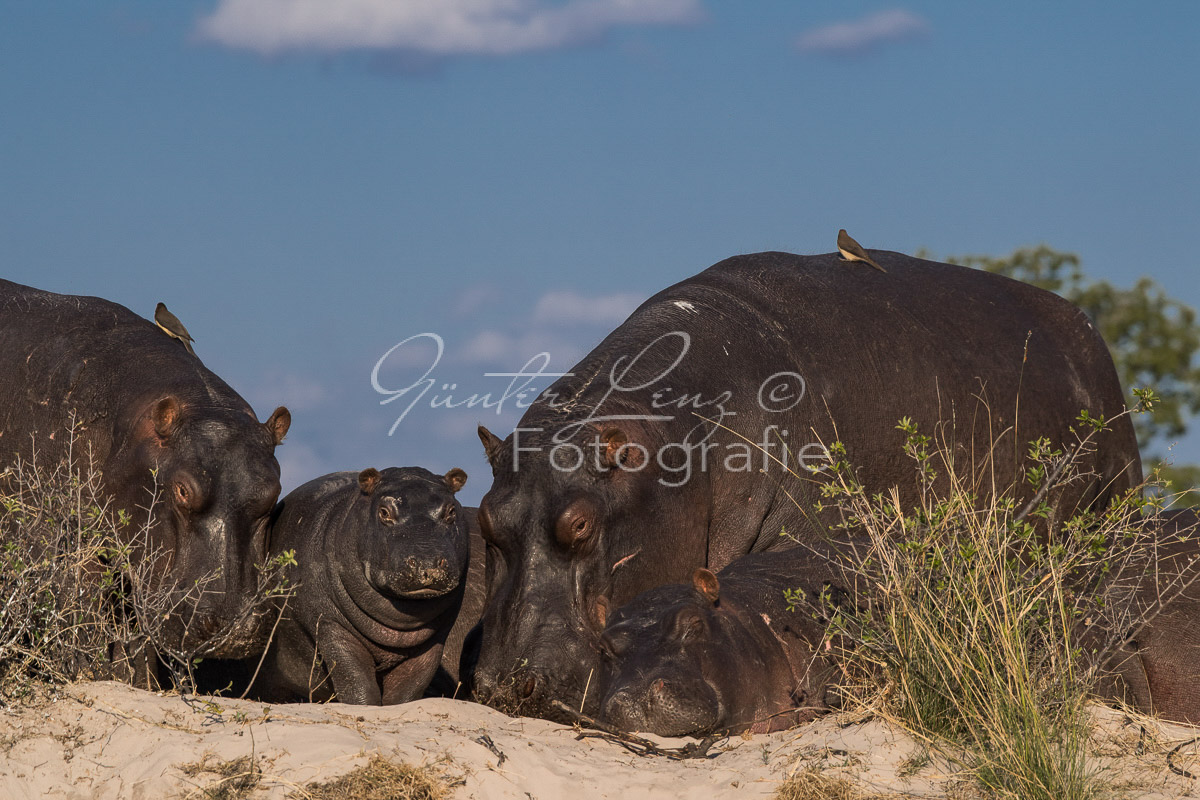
[452,284,501,318]
[796,9,929,55]
[195,0,703,56]
[457,329,585,369]
[532,290,642,326]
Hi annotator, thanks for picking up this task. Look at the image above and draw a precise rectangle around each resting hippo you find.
[472,250,1141,718]
[427,508,487,697]
[598,543,857,736]
[253,466,471,704]
[0,280,290,658]
[1095,510,1200,724]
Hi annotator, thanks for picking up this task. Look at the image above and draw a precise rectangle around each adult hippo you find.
[1095,510,1200,724]
[0,280,290,659]
[473,250,1142,719]
[598,541,859,736]
[252,467,471,704]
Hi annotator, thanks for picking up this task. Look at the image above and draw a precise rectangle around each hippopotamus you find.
[472,249,1142,719]
[426,508,487,697]
[1094,509,1200,724]
[598,542,859,736]
[0,280,290,658]
[251,466,471,704]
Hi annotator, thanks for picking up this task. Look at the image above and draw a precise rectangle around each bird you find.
[155,302,196,355]
[837,229,887,273]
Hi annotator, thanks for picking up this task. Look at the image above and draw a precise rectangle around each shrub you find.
[780,397,1183,800]
[0,423,295,703]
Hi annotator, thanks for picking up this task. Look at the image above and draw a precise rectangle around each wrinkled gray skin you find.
[427,507,486,697]
[253,467,471,705]
[1095,510,1200,724]
[473,250,1142,720]
[0,279,290,657]
[599,542,858,737]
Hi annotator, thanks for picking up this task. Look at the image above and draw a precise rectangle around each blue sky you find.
[2,1,1197,504]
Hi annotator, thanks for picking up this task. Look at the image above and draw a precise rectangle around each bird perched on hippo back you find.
[155,302,195,355]
[472,249,1141,721]
[253,466,471,705]
[836,229,886,273]
[597,543,859,737]
[0,279,291,661]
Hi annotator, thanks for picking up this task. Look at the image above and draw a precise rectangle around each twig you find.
[1014,441,1081,524]
[550,700,724,760]
[1167,736,1200,779]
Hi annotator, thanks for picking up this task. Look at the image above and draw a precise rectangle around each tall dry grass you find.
[0,422,295,704]
[771,391,1192,800]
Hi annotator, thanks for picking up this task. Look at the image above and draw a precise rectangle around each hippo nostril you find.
[522,675,538,698]
[406,556,417,569]
[437,558,447,570]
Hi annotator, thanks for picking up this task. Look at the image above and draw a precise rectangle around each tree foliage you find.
[940,245,1200,504]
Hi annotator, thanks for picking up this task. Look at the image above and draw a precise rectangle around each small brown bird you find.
[155,302,195,355]
[837,229,886,273]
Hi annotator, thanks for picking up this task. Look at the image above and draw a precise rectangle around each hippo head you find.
[599,569,799,736]
[113,395,290,657]
[353,466,470,602]
[472,421,709,719]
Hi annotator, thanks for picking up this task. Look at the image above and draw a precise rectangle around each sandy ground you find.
[2,682,1200,799]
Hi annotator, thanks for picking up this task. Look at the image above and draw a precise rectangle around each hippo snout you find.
[601,675,722,737]
[392,555,459,598]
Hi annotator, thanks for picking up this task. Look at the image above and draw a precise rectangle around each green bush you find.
[782,398,1184,800]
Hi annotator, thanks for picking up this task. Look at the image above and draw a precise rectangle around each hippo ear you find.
[443,467,467,493]
[358,468,381,495]
[153,396,181,440]
[264,406,291,446]
[692,568,721,605]
[598,427,644,471]
[478,425,504,466]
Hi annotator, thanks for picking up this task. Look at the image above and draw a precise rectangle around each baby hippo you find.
[257,466,471,704]
[598,543,857,737]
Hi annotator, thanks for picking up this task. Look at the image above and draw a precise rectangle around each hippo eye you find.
[172,479,203,511]
[672,607,707,642]
[554,499,596,550]
[378,505,395,525]
[600,626,631,659]
[440,504,457,524]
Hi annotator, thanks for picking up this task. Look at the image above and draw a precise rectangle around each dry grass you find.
[179,753,263,800]
[774,767,903,800]
[758,392,1185,800]
[291,755,453,800]
[0,423,297,703]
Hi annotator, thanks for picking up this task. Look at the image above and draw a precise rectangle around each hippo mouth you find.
[394,587,448,600]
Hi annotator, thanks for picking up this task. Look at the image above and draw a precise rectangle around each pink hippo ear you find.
[477,425,504,466]
[692,568,721,604]
[153,396,182,440]
[265,406,291,446]
[444,467,467,493]
[358,468,381,495]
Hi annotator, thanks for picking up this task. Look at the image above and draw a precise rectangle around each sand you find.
[2,682,1199,799]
